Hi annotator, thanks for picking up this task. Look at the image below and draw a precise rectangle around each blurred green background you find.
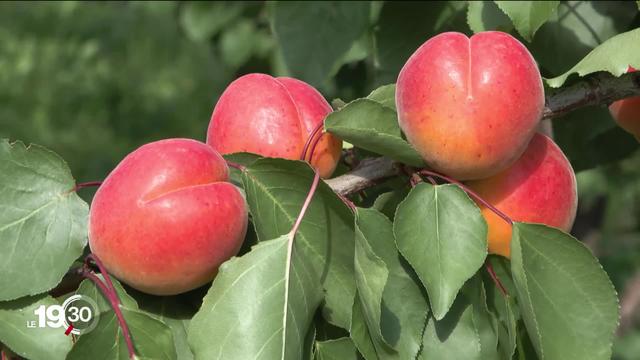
[0,1,639,358]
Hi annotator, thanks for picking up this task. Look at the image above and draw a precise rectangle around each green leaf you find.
[0,139,88,301]
[325,99,424,166]
[529,1,637,77]
[419,292,482,360]
[67,307,177,360]
[467,1,513,33]
[270,1,371,86]
[494,1,559,41]
[394,183,488,320]
[179,2,245,42]
[314,338,359,360]
[132,294,196,360]
[355,208,429,358]
[546,28,640,87]
[220,20,259,68]
[510,223,620,360]
[0,295,72,360]
[366,84,397,111]
[483,259,518,359]
[188,235,323,359]
[242,159,356,329]
[354,210,390,348]
[375,1,468,84]
[465,276,500,360]
[75,274,138,313]
[372,188,409,221]
[553,106,638,172]
[349,295,378,360]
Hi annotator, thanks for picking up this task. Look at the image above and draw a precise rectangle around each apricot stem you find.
[81,255,136,359]
[300,121,324,162]
[418,169,513,226]
[485,261,508,297]
[72,181,102,192]
[226,161,246,171]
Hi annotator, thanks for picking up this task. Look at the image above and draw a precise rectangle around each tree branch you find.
[327,71,640,196]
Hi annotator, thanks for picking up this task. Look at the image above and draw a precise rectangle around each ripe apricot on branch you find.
[207,73,342,178]
[88,138,248,295]
[396,31,544,180]
[609,67,640,141]
[467,133,578,258]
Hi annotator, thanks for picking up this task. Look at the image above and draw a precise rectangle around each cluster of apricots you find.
[87,31,635,296]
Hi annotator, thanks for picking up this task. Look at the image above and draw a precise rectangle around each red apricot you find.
[467,133,577,258]
[89,139,248,295]
[396,31,544,180]
[207,73,342,178]
[609,67,640,141]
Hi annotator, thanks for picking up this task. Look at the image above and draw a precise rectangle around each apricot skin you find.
[609,67,640,141]
[88,138,248,295]
[207,73,342,178]
[396,31,545,180]
[466,133,577,258]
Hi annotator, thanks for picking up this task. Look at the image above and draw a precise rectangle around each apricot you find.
[207,73,342,178]
[88,139,248,295]
[466,133,577,258]
[396,31,544,180]
[609,67,640,141]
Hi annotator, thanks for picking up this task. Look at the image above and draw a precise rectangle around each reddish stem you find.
[485,261,508,296]
[226,161,246,171]
[337,193,357,213]
[72,181,102,192]
[81,256,136,359]
[1,349,7,360]
[300,122,324,161]
[306,130,325,165]
[290,171,321,236]
[418,169,513,226]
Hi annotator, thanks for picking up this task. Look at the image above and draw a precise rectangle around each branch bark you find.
[327,71,640,196]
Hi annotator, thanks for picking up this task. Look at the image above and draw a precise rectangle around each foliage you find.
[0,1,639,360]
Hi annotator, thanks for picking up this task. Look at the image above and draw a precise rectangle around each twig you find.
[81,256,136,359]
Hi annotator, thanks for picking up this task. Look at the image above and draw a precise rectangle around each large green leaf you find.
[130,293,195,360]
[270,1,370,86]
[67,306,177,360]
[483,259,518,360]
[465,276,500,360]
[0,295,73,360]
[494,1,559,41]
[546,27,640,87]
[242,159,356,329]
[324,99,424,166]
[75,274,138,313]
[372,188,409,222]
[354,208,429,359]
[349,295,378,360]
[394,183,488,320]
[366,84,397,111]
[553,106,638,172]
[374,1,468,84]
[0,140,89,301]
[188,236,322,359]
[530,1,637,77]
[419,291,482,360]
[467,1,513,33]
[314,338,359,360]
[510,223,619,360]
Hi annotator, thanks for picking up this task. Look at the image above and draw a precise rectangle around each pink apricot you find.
[396,31,544,180]
[609,67,640,141]
[89,138,248,295]
[466,133,577,258]
[207,73,342,178]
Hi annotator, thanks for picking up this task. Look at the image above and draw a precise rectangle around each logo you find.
[29,294,100,335]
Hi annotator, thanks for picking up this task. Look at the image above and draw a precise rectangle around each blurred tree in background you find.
[0,1,639,358]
